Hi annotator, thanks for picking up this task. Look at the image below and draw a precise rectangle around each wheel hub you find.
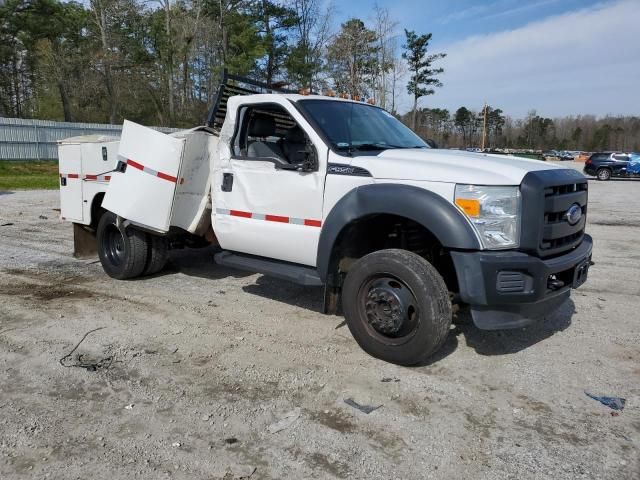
[104,224,127,266]
[365,286,405,335]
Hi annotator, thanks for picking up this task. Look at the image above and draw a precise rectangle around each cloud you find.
[415,0,640,118]
[439,0,562,24]
[438,2,502,24]
[480,0,562,20]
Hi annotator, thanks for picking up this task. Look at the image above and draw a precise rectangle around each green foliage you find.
[226,13,266,76]
[402,30,445,98]
[401,29,445,129]
[0,161,59,190]
[327,19,379,98]
[252,0,297,85]
[519,112,555,149]
[284,0,331,92]
[454,106,473,146]
[2,1,638,153]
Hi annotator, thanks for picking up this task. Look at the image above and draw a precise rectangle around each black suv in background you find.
[583,152,631,180]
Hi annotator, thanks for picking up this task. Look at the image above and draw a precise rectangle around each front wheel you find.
[342,249,452,365]
[597,168,611,181]
[97,212,148,280]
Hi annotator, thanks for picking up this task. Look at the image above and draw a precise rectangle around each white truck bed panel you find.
[102,121,213,234]
[170,130,216,234]
[103,120,185,232]
[58,136,120,224]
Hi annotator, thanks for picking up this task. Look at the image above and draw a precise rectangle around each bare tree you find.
[371,5,396,109]
[286,0,333,92]
[89,0,119,123]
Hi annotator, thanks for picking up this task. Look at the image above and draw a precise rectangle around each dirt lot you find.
[1,164,639,479]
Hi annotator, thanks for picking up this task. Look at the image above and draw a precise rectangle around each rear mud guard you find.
[73,223,97,259]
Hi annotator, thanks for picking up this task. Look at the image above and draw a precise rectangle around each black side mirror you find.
[426,139,438,149]
[301,141,319,172]
[115,160,127,173]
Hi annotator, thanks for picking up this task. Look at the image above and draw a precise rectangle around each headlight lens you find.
[455,185,521,249]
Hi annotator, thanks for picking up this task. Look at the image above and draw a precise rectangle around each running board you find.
[214,251,323,286]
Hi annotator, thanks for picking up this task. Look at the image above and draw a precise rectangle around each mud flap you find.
[323,285,341,315]
[73,223,97,259]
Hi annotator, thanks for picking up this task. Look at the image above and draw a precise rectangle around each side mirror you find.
[425,139,438,149]
[301,142,319,172]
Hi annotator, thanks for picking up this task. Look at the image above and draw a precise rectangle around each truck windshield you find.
[297,99,429,153]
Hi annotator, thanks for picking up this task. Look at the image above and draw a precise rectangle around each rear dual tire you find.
[342,249,452,366]
[97,212,168,279]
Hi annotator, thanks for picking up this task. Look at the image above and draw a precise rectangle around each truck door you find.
[212,99,326,266]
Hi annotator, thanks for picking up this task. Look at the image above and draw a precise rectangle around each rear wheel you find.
[596,168,611,181]
[97,212,148,280]
[342,249,452,366]
[144,234,169,275]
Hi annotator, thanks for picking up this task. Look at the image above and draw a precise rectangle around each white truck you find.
[58,73,592,365]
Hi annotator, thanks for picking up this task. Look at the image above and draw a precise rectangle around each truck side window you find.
[232,104,309,165]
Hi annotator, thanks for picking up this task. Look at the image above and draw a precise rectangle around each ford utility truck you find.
[58,73,592,365]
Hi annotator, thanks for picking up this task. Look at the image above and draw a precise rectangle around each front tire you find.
[342,249,452,365]
[597,168,611,181]
[97,212,148,280]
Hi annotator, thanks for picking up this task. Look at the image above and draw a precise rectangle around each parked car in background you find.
[583,152,633,180]
[543,150,573,161]
[575,152,591,163]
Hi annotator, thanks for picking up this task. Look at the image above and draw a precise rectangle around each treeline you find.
[409,107,640,152]
[1,0,638,152]
[1,0,442,128]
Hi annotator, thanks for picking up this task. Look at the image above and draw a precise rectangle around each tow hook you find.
[547,276,565,291]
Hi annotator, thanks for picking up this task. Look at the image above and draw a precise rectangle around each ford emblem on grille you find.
[564,203,582,225]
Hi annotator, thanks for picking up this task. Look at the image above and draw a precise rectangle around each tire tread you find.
[97,212,148,280]
[342,249,452,365]
[144,234,169,276]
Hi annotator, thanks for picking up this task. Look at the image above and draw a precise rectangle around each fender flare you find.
[316,183,481,282]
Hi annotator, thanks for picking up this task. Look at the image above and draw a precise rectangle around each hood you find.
[349,149,564,185]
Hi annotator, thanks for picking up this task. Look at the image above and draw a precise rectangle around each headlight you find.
[455,184,521,249]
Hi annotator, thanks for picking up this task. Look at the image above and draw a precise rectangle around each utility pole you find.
[481,102,488,151]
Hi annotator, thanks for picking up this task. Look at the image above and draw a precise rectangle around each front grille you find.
[519,169,589,258]
[540,182,587,256]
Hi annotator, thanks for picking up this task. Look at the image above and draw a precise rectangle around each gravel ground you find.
[0,163,638,479]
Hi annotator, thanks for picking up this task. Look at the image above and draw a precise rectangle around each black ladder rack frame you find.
[206,69,298,132]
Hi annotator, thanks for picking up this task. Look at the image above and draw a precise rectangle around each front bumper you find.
[451,234,593,330]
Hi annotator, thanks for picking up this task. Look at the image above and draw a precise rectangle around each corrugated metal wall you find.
[0,117,178,161]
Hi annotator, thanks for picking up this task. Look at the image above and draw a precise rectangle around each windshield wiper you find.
[348,143,403,151]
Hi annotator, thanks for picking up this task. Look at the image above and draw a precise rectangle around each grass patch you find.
[0,160,59,190]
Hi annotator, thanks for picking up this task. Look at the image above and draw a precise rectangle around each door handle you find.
[221,173,233,192]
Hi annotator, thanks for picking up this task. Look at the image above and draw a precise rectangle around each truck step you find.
[214,251,323,287]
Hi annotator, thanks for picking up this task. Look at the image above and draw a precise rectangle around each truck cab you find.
[58,73,592,365]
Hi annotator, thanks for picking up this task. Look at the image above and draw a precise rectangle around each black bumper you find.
[583,167,596,176]
[451,234,593,330]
